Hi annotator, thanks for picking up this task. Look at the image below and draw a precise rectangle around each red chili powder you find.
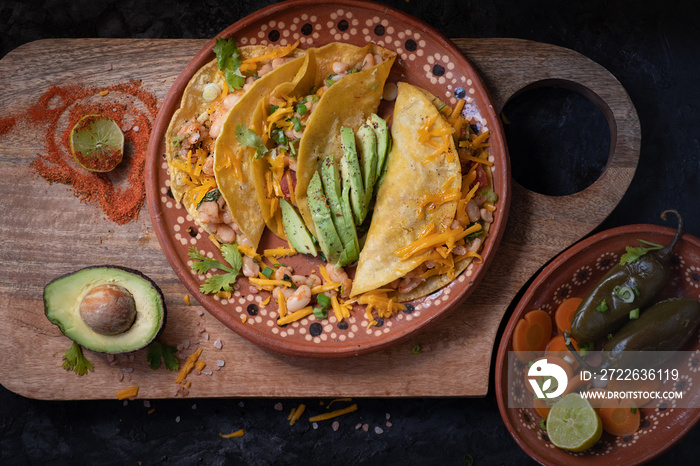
[0,116,16,136]
[29,79,159,224]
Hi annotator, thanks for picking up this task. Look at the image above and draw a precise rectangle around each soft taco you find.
[166,38,305,248]
[241,42,396,241]
[351,82,496,301]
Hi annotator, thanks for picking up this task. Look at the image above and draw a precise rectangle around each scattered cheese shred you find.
[311,283,340,294]
[237,244,261,261]
[261,296,271,306]
[278,292,288,319]
[331,295,343,322]
[242,40,299,64]
[184,294,191,306]
[175,348,203,384]
[264,247,297,258]
[116,386,139,400]
[308,403,358,422]
[277,306,313,326]
[219,429,245,438]
[195,360,206,372]
[249,277,292,288]
[395,224,481,260]
[289,403,305,425]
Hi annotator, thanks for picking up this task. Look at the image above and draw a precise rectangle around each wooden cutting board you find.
[0,38,638,400]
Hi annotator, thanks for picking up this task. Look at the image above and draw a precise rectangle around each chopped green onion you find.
[313,306,328,319]
[269,104,279,115]
[412,344,422,355]
[579,341,595,356]
[316,293,331,308]
[607,333,613,340]
[296,103,307,115]
[261,267,274,278]
[633,285,640,296]
[596,300,608,312]
[629,308,640,319]
[539,418,547,431]
[630,407,637,414]
[613,285,635,303]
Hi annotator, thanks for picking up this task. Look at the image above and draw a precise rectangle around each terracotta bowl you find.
[146,0,510,357]
[495,221,700,465]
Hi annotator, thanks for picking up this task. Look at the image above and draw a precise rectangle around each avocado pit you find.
[79,284,137,335]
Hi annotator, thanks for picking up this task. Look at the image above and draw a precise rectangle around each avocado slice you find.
[337,183,360,266]
[368,113,391,195]
[339,126,366,224]
[356,123,378,218]
[307,171,344,263]
[44,266,166,354]
[280,198,317,256]
[320,156,358,255]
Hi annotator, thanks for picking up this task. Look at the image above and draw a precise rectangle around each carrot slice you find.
[599,398,641,437]
[554,297,582,334]
[534,398,551,419]
[512,310,553,363]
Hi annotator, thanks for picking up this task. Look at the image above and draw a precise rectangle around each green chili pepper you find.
[570,209,684,343]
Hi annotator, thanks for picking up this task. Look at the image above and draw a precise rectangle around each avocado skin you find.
[44,265,166,354]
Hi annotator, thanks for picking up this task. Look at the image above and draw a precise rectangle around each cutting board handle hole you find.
[502,84,610,196]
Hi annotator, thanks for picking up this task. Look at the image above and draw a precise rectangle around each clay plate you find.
[495,222,700,465]
[146,0,510,358]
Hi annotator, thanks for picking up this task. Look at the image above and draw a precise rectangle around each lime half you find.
[70,114,124,172]
[546,393,602,452]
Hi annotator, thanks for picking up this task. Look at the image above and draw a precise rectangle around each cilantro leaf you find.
[197,188,221,208]
[188,244,243,294]
[235,124,268,158]
[620,239,663,265]
[213,37,245,91]
[200,272,239,294]
[146,341,180,371]
[221,243,243,273]
[62,341,94,376]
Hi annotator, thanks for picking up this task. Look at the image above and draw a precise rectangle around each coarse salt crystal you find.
[197,310,204,316]
[313,422,319,430]
[106,354,115,362]
[374,426,384,434]
[183,340,190,349]
[385,413,391,420]
[386,421,393,427]
[217,360,225,367]
[105,63,113,71]
[274,402,283,411]
[205,333,210,340]
[202,369,213,376]
[143,400,151,408]
[117,371,124,382]
[355,423,362,430]
[192,404,197,410]
[133,125,140,132]
[214,339,223,349]
[332,421,340,431]
[175,416,181,423]
[121,367,133,373]
[362,424,369,432]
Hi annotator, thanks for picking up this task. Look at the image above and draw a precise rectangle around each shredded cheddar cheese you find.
[308,404,358,422]
[289,403,305,425]
[116,386,139,400]
[175,347,203,384]
[219,429,245,438]
[242,40,299,64]
[264,247,297,258]
[277,306,313,326]
[395,224,481,260]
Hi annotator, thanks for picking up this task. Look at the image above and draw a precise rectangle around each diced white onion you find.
[202,82,221,101]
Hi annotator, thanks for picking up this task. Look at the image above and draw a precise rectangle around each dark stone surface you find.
[2,0,699,464]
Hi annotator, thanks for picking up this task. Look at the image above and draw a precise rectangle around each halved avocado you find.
[44,266,166,354]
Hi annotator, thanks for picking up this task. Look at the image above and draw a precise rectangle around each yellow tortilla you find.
[213,53,307,248]
[249,42,397,238]
[351,82,462,298]
[165,44,305,247]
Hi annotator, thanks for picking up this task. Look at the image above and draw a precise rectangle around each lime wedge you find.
[546,393,602,452]
[70,114,124,172]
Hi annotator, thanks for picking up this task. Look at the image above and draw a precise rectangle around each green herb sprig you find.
[188,243,243,294]
[146,341,180,371]
[62,341,94,376]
